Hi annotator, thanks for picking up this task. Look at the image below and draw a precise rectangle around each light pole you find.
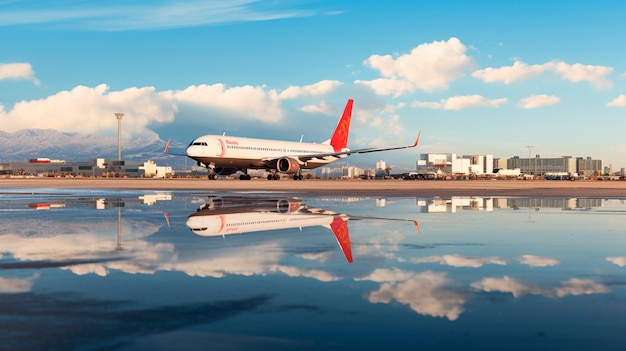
[114,113,124,162]
[525,145,535,175]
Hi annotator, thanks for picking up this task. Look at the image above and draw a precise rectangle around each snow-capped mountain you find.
[0,129,187,168]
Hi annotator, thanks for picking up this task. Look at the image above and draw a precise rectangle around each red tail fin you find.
[330,217,353,263]
[330,99,353,152]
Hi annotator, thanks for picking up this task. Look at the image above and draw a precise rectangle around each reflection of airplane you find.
[167,99,420,180]
[186,196,353,263]
[184,196,421,263]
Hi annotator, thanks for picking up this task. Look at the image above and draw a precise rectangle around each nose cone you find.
[185,145,196,157]
[185,139,209,158]
[186,215,225,237]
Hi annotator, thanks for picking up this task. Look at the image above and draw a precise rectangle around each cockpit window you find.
[189,141,208,146]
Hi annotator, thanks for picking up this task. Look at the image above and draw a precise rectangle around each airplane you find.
[166,99,420,180]
[183,196,421,263]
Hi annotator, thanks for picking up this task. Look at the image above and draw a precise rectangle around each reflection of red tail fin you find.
[330,217,353,263]
[329,99,353,152]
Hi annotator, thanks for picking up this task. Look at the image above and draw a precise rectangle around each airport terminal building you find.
[496,156,603,177]
[417,153,603,177]
[0,158,173,178]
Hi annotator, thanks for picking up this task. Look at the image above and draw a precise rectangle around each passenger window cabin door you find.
[216,140,223,156]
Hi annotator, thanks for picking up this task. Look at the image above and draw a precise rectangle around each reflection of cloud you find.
[171,243,283,278]
[298,252,334,263]
[518,255,560,267]
[358,268,468,321]
[607,256,626,267]
[471,276,546,298]
[0,274,39,293]
[170,243,339,283]
[0,227,340,283]
[0,231,176,277]
[471,276,610,298]
[554,279,610,297]
[276,266,340,282]
[412,254,506,268]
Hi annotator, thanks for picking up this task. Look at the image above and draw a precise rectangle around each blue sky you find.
[1,0,626,171]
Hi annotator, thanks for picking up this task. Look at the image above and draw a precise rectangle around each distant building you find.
[0,158,173,178]
[505,156,602,176]
[416,153,493,176]
[315,164,364,179]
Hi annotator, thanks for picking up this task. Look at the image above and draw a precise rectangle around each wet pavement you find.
[1,189,625,350]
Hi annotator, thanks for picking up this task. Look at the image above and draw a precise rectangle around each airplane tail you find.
[325,99,353,152]
[329,216,353,263]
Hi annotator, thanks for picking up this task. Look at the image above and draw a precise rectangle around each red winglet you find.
[412,131,421,148]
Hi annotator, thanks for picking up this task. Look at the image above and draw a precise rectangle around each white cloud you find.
[412,101,442,109]
[412,95,508,110]
[411,254,506,268]
[607,256,626,266]
[362,37,475,95]
[518,255,560,267]
[607,94,626,107]
[279,80,342,99]
[0,62,39,84]
[473,60,613,89]
[354,78,415,97]
[518,94,561,109]
[549,61,613,89]
[0,1,315,31]
[472,60,545,84]
[359,269,468,321]
[300,100,334,114]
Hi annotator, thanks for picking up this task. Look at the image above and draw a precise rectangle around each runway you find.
[2,177,626,197]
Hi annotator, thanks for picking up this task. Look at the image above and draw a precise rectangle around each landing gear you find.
[239,174,251,180]
[267,172,280,180]
[208,173,217,180]
[293,174,303,180]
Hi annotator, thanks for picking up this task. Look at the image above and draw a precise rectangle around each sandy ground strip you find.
[2,178,626,197]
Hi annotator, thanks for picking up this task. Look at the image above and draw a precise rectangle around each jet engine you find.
[277,157,300,174]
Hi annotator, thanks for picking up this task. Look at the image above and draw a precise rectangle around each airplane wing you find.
[263,131,420,164]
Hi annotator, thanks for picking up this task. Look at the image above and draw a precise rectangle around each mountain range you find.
[0,129,188,169]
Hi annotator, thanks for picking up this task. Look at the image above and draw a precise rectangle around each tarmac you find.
[2,177,626,197]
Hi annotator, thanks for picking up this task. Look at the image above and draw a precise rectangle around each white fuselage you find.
[185,135,346,170]
[186,211,337,237]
